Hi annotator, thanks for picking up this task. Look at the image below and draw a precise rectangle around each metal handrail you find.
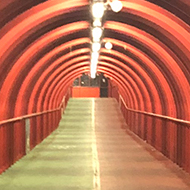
[0,96,66,126]
[119,95,190,125]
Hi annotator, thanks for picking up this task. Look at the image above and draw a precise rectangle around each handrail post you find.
[119,94,121,109]
[61,96,66,117]
[25,118,30,154]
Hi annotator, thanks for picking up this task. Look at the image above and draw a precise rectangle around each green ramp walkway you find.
[0,98,190,190]
[0,98,97,190]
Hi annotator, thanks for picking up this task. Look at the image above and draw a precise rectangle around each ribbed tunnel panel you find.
[0,0,190,175]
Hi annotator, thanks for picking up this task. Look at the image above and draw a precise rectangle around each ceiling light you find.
[92,42,101,52]
[93,19,102,27]
[91,60,98,69]
[90,71,96,79]
[92,27,103,41]
[105,41,113,50]
[92,2,105,18]
[91,51,99,60]
[91,58,98,67]
[110,0,123,12]
[90,63,97,78]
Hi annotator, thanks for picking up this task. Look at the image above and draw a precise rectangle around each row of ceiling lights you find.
[90,0,123,78]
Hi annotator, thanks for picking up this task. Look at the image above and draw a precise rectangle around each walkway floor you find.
[0,98,190,190]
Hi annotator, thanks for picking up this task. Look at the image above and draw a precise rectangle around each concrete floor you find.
[0,98,190,190]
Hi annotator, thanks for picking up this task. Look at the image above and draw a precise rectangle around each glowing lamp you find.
[92,42,101,52]
[92,2,105,18]
[105,42,113,50]
[91,52,99,60]
[91,71,96,79]
[92,27,103,41]
[110,0,123,12]
[93,19,102,27]
[90,63,97,78]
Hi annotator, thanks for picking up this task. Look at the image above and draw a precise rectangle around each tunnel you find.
[0,0,190,189]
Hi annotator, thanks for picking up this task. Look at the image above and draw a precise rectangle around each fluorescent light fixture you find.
[90,64,97,78]
[92,27,103,41]
[92,2,105,18]
[91,63,97,71]
[90,53,99,78]
[105,41,113,50]
[92,42,101,52]
[93,19,102,27]
[91,71,96,79]
[110,0,123,12]
[91,52,99,60]
[90,60,98,68]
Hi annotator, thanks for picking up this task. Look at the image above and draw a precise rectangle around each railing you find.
[0,96,66,126]
[118,93,190,174]
[119,94,190,125]
[0,94,70,174]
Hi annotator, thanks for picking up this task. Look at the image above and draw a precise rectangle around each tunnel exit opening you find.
[72,73,108,98]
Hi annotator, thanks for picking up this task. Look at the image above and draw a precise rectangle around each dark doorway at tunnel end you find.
[72,73,108,98]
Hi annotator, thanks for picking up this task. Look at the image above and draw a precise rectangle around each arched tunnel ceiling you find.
[0,0,190,121]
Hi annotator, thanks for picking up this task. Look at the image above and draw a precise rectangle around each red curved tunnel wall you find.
[0,0,190,174]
